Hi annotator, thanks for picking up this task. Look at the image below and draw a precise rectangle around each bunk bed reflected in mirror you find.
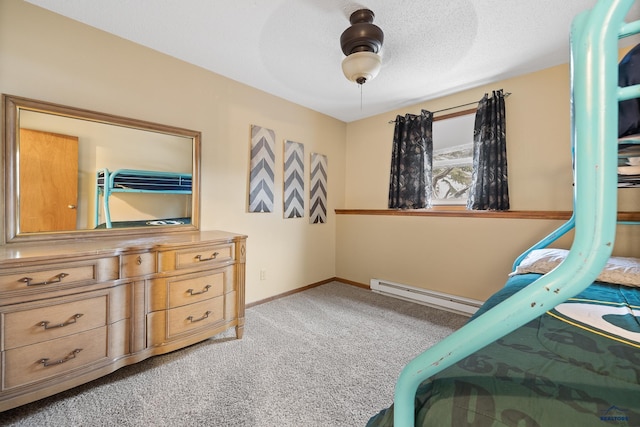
[2,94,201,243]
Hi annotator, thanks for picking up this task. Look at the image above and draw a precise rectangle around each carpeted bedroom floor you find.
[1,281,468,427]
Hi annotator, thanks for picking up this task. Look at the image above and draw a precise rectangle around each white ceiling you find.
[24,0,640,123]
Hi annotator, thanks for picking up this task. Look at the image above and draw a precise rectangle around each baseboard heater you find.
[370,278,483,316]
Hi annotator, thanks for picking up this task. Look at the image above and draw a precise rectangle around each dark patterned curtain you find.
[467,90,509,210]
[388,110,433,209]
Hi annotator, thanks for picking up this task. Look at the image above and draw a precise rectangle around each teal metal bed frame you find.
[95,168,192,229]
[393,0,640,425]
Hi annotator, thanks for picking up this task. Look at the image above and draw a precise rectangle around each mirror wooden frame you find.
[2,94,201,244]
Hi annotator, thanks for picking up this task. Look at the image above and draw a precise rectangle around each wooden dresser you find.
[0,230,246,412]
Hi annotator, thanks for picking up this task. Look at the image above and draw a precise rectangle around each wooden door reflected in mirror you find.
[19,129,79,232]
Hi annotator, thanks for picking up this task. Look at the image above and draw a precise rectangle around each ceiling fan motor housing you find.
[340,9,384,55]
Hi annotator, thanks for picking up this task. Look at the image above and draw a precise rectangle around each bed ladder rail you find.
[393,1,640,426]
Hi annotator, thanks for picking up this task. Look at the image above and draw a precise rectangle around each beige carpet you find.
[1,281,467,427]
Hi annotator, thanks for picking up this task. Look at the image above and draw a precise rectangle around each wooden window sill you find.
[335,209,640,221]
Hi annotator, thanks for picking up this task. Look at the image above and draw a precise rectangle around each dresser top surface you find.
[0,230,246,265]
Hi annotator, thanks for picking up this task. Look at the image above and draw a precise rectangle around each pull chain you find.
[360,83,363,110]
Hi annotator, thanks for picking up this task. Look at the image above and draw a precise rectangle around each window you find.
[431,111,475,206]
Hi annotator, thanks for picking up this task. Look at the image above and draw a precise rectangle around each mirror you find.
[2,94,200,243]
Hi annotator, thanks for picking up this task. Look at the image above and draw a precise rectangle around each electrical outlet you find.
[260,270,266,280]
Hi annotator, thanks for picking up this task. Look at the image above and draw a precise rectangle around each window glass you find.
[431,112,475,205]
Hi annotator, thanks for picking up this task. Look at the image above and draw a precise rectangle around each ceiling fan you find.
[340,9,384,85]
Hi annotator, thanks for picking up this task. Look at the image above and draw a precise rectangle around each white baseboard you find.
[370,278,483,316]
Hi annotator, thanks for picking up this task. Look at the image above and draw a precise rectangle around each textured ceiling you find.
[24,0,640,122]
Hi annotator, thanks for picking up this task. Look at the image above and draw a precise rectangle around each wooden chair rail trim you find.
[335,209,640,221]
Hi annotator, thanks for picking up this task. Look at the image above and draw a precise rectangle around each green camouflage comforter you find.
[367,273,640,427]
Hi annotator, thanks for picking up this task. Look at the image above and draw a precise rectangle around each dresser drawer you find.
[168,272,224,309]
[147,296,225,345]
[158,243,234,272]
[3,295,107,350]
[3,327,108,390]
[0,257,119,293]
[147,266,231,311]
[167,297,224,337]
[121,251,156,278]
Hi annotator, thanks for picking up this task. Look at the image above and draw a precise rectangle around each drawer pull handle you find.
[187,311,211,323]
[40,313,83,330]
[186,285,212,296]
[194,252,219,262]
[39,348,82,367]
[136,256,143,265]
[19,273,69,287]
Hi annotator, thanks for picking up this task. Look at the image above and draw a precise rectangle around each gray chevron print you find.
[249,125,275,213]
[284,140,304,219]
[309,153,327,224]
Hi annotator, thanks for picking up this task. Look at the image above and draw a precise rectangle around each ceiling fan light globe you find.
[341,51,381,84]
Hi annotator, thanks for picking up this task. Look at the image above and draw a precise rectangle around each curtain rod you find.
[387,92,512,124]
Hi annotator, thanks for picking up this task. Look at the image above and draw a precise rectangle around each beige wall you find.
[338,57,640,301]
[0,0,346,304]
[345,65,575,211]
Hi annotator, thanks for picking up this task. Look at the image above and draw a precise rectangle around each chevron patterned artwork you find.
[283,140,304,219]
[309,153,328,224]
[248,125,275,213]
